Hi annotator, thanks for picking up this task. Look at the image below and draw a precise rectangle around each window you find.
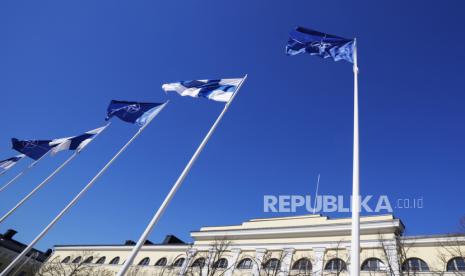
[292,258,312,272]
[61,256,71,263]
[173,258,185,267]
[109,257,120,265]
[402,258,429,272]
[72,256,82,264]
[447,257,465,271]
[96,257,106,264]
[155,257,168,266]
[237,258,253,269]
[325,258,347,272]
[263,258,281,271]
[83,256,93,264]
[213,258,228,269]
[191,258,206,268]
[138,257,150,266]
[361,258,385,271]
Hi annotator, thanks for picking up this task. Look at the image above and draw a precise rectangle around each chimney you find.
[3,229,17,240]
[124,240,136,245]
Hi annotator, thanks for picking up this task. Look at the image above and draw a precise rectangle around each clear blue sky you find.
[1,1,464,251]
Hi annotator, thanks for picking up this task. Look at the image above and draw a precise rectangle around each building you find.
[0,229,51,276]
[43,214,465,275]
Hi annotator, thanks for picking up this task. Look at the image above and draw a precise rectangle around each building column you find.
[345,245,352,273]
[224,248,241,276]
[202,248,216,276]
[253,248,267,276]
[312,247,326,276]
[281,248,295,276]
[180,248,197,276]
[385,242,400,276]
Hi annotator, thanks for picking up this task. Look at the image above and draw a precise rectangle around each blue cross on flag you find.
[49,125,109,155]
[286,26,354,63]
[0,154,25,175]
[162,78,243,103]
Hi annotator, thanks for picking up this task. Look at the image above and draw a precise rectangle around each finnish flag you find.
[49,125,108,155]
[162,78,243,103]
[0,154,25,175]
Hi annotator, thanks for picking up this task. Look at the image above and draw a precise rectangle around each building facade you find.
[0,229,50,276]
[44,215,465,276]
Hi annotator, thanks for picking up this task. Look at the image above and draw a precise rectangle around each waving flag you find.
[0,154,25,175]
[162,78,243,102]
[50,125,109,155]
[12,139,55,160]
[286,26,354,63]
[106,100,167,127]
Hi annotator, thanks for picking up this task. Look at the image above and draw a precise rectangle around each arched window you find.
[138,257,150,266]
[263,258,281,271]
[325,258,347,272]
[72,256,82,264]
[83,256,93,264]
[447,257,465,271]
[292,258,312,272]
[109,257,120,265]
[402,258,429,272]
[213,258,228,269]
[96,257,106,264]
[61,256,71,263]
[173,258,185,267]
[361,258,385,271]
[237,258,253,269]
[191,258,206,268]
[155,257,167,266]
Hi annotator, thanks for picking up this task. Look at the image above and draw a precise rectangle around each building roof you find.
[0,229,50,262]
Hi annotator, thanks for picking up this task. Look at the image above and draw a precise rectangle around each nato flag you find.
[106,100,166,127]
[286,27,354,63]
[11,139,55,160]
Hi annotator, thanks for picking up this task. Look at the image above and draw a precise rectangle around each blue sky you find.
[1,0,464,251]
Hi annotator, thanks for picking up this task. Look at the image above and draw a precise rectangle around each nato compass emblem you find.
[310,35,332,54]
[124,103,141,114]
[22,140,38,149]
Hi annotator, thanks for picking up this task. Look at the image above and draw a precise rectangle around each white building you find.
[42,214,465,276]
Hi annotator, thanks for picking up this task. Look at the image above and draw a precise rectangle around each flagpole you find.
[312,173,320,214]
[0,109,165,276]
[0,123,110,225]
[350,39,360,276]
[0,151,51,194]
[115,74,248,276]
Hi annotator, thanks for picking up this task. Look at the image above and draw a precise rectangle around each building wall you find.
[42,215,465,276]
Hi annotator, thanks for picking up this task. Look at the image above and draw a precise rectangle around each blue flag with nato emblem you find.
[11,139,56,160]
[286,27,354,63]
[106,100,167,127]
[162,78,243,102]
[0,154,25,175]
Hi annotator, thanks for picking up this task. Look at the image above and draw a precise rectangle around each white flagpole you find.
[0,105,167,276]
[0,123,110,225]
[0,151,51,193]
[350,39,360,276]
[115,75,248,276]
[312,173,320,214]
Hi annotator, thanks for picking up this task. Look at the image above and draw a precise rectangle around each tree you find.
[184,238,236,276]
[35,251,113,276]
[321,240,350,276]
